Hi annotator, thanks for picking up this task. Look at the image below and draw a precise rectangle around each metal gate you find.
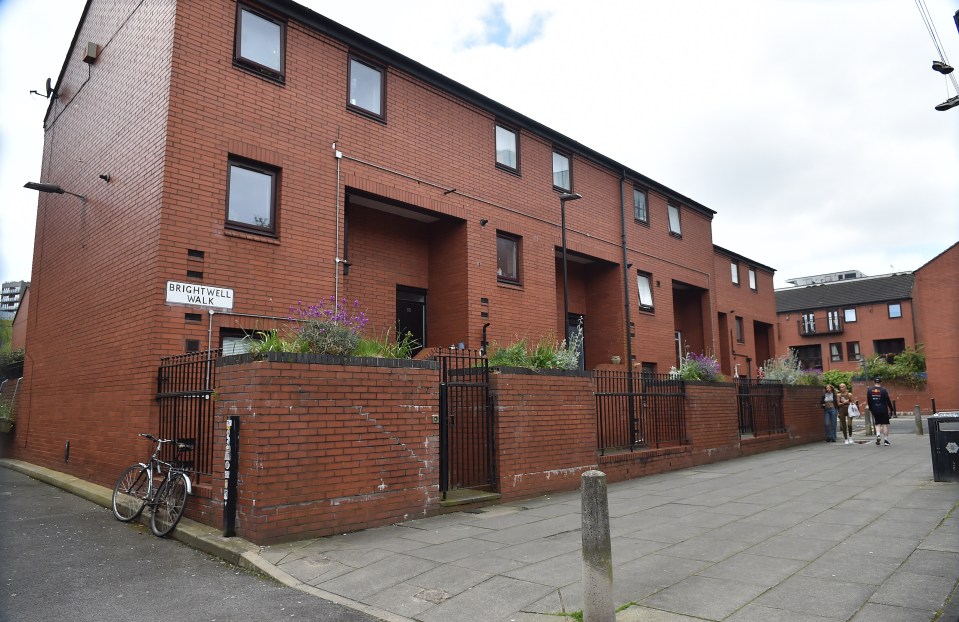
[594,371,687,454]
[156,349,220,479]
[737,378,785,437]
[436,350,495,497]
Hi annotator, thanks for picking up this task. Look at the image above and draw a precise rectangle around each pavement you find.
[3,415,959,622]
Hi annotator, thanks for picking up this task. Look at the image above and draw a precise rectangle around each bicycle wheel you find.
[150,472,188,537]
[112,465,149,522]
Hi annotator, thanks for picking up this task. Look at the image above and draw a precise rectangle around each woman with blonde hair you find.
[837,383,856,444]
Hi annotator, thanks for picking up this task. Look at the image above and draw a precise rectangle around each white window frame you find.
[552,151,570,191]
[637,272,654,311]
[748,268,757,291]
[888,303,902,318]
[667,204,682,236]
[730,261,740,285]
[495,125,518,171]
[843,308,857,323]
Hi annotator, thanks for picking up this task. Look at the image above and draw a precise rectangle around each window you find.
[730,261,740,285]
[552,151,570,191]
[843,308,857,323]
[748,268,757,291]
[875,338,905,362]
[348,56,385,118]
[792,345,822,370]
[637,272,654,311]
[633,188,648,223]
[735,316,744,343]
[227,158,277,235]
[641,362,656,378]
[495,124,518,171]
[234,4,285,81]
[847,341,861,361]
[496,232,520,284]
[667,204,682,236]
[801,312,816,334]
[888,303,902,318]
[827,310,841,332]
[829,342,843,362]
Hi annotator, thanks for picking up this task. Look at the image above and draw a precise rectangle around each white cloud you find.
[2,0,957,288]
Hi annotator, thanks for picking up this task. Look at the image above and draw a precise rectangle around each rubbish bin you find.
[928,413,959,482]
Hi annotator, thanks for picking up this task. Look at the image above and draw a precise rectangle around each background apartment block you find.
[16,0,777,483]
[0,281,29,321]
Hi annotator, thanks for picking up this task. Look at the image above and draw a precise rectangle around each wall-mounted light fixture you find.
[480,218,488,227]
[99,174,111,182]
[24,181,87,204]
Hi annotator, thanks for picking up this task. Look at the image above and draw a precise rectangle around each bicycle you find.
[111,433,194,537]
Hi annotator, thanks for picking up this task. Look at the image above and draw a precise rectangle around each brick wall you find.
[912,243,959,411]
[215,355,440,544]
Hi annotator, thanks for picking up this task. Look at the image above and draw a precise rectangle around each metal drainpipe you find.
[619,171,636,446]
[334,144,343,301]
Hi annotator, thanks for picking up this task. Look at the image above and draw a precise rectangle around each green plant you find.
[821,369,853,388]
[0,398,14,423]
[673,351,720,381]
[762,351,821,385]
[488,324,583,371]
[0,347,24,367]
[246,329,305,356]
[354,327,419,359]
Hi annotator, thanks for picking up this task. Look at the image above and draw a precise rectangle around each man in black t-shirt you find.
[866,377,894,445]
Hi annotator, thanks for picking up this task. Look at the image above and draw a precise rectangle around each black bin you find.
[928,413,959,482]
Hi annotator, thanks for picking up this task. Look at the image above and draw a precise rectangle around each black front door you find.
[396,286,426,355]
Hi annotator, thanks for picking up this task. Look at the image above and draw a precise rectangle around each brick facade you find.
[712,247,777,377]
[16,0,781,518]
[912,243,959,411]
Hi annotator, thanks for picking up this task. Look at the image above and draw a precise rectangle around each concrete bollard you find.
[915,405,924,435]
[581,470,614,622]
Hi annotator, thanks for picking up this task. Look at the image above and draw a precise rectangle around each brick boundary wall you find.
[214,355,440,544]
[10,356,821,545]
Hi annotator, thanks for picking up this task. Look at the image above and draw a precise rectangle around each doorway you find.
[396,286,427,356]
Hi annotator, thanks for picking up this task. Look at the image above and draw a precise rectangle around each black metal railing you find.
[156,349,220,479]
[594,371,686,453]
[436,350,495,496]
[737,378,785,436]
[798,314,843,336]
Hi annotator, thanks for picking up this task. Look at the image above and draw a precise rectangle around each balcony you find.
[797,313,843,337]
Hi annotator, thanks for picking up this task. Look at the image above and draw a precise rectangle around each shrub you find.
[488,323,583,371]
[354,327,419,359]
[821,369,853,388]
[762,351,821,385]
[672,352,720,381]
[290,298,368,356]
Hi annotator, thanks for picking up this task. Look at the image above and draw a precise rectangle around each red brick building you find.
[912,242,959,411]
[16,0,776,484]
[774,242,959,412]
[712,246,777,378]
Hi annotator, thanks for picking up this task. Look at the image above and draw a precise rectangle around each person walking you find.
[837,383,855,444]
[866,377,894,445]
[820,384,839,442]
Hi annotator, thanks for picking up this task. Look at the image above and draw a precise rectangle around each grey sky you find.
[2,0,957,287]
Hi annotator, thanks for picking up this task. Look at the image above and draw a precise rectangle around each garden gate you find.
[156,349,220,479]
[435,350,496,498]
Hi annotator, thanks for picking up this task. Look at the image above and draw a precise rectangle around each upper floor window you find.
[348,56,385,119]
[801,312,816,334]
[888,303,902,318]
[844,308,857,323]
[735,316,745,343]
[637,272,654,311]
[234,4,285,81]
[827,310,841,332]
[227,158,278,235]
[496,232,520,284]
[730,261,740,285]
[552,151,570,191]
[667,204,682,237]
[633,188,648,224]
[748,268,757,290]
[847,341,861,361]
[495,124,518,172]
